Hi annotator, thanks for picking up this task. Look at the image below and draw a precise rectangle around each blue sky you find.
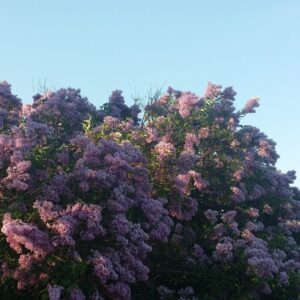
[0,0,299,187]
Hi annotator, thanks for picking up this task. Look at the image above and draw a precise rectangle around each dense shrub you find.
[0,81,299,299]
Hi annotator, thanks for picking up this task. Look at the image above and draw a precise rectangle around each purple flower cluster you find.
[1,213,53,257]
[213,238,234,262]
[48,284,64,300]
[101,90,140,124]
[177,92,199,118]
[29,88,98,140]
[204,82,222,99]
[241,97,260,114]
[0,81,22,130]
[154,141,176,161]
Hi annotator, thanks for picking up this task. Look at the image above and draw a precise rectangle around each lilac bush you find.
[0,81,299,299]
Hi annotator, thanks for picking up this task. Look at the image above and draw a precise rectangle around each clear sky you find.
[0,0,299,187]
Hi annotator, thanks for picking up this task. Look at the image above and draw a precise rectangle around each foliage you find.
[0,80,299,299]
